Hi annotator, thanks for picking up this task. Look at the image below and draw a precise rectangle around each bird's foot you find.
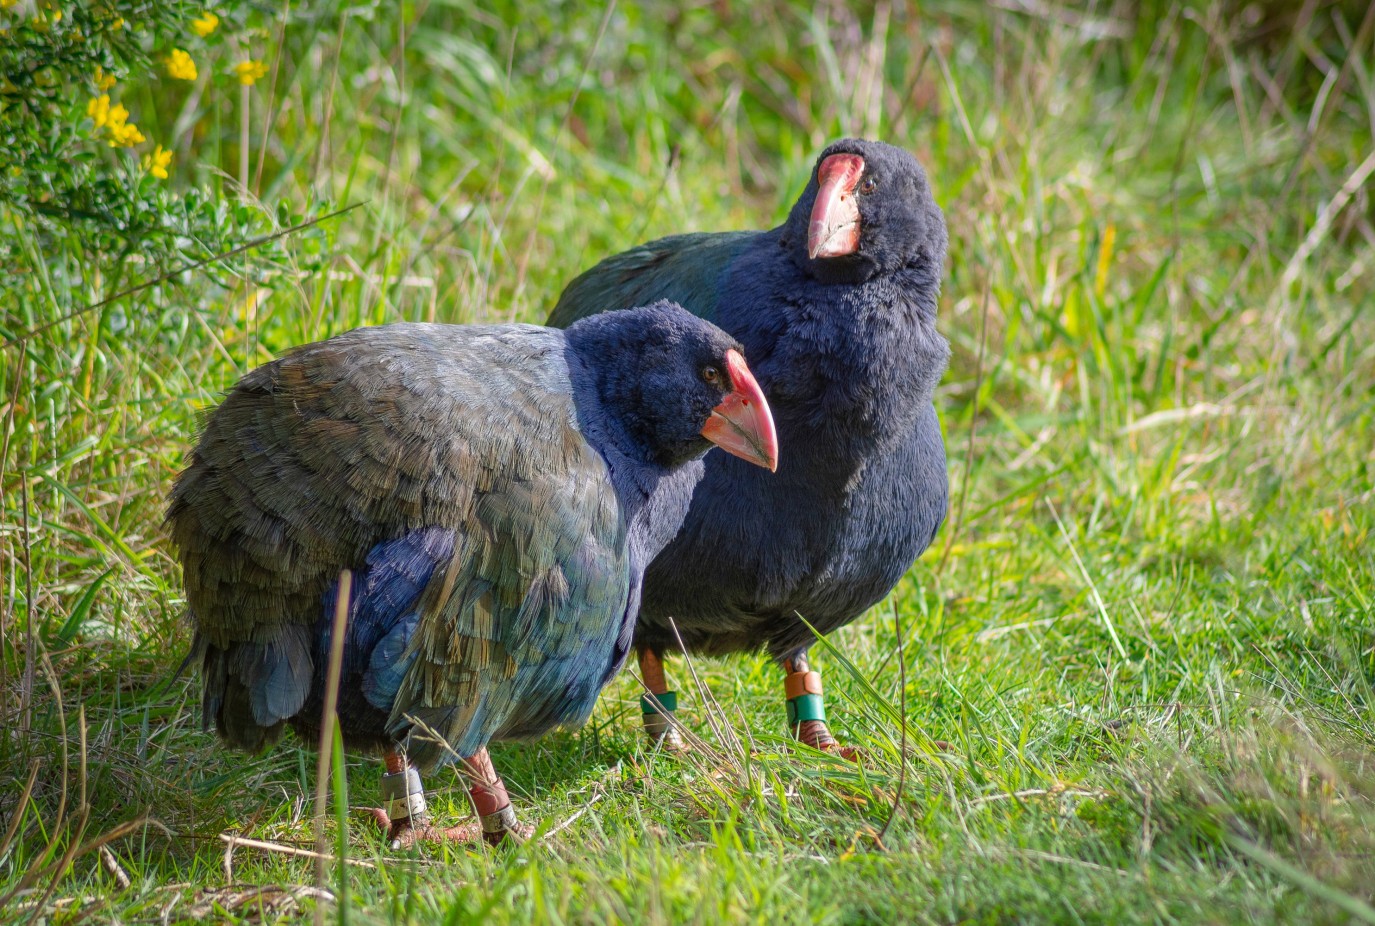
[367,808,531,849]
[368,807,481,848]
[645,723,692,754]
[371,750,530,849]
[641,690,691,753]
[794,719,863,763]
[785,665,861,761]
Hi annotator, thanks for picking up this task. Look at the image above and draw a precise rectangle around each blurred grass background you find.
[2,0,1374,922]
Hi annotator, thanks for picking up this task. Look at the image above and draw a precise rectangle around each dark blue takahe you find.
[166,303,777,847]
[547,139,949,756]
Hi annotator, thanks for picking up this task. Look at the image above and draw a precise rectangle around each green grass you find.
[3,1,1375,922]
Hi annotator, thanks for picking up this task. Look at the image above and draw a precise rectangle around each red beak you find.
[700,349,778,472]
[807,153,865,260]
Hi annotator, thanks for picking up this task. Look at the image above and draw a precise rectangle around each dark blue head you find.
[779,138,947,286]
[563,301,778,472]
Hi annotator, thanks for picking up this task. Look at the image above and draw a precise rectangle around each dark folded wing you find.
[546,231,756,328]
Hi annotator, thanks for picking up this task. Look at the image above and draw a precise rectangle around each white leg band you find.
[380,766,428,821]
[480,804,518,834]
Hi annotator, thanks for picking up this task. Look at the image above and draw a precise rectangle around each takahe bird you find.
[547,138,948,756]
[167,302,777,848]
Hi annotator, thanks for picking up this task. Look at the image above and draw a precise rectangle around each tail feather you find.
[227,624,314,727]
[195,626,310,751]
[197,635,225,735]
[188,528,454,756]
[217,673,284,753]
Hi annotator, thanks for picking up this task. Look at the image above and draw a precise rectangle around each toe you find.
[365,808,484,849]
[651,727,692,754]
[366,807,392,832]
[483,822,535,847]
[825,743,863,763]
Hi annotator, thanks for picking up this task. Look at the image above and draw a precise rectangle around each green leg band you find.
[642,690,681,746]
[786,693,826,725]
[641,690,678,716]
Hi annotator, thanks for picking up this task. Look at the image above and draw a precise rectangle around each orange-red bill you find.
[700,349,778,472]
[807,153,865,260]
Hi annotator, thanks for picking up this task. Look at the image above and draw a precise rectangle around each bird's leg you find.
[783,653,860,761]
[371,750,473,849]
[370,749,527,849]
[639,648,687,752]
[460,748,529,847]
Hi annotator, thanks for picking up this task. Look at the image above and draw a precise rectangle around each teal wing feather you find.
[546,231,756,327]
[388,485,629,768]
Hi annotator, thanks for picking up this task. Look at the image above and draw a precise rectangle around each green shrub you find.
[0,0,310,334]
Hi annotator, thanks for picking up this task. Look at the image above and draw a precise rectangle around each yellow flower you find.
[141,145,173,180]
[87,94,111,128]
[190,11,218,37]
[95,66,116,91]
[166,49,197,80]
[106,116,144,146]
[107,122,145,147]
[89,95,144,147]
[0,0,17,9]
[233,59,268,86]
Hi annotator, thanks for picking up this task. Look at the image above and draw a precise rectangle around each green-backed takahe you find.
[547,139,949,757]
[167,302,777,848]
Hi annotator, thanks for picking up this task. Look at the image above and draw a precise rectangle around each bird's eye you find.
[701,365,721,385]
[860,176,878,195]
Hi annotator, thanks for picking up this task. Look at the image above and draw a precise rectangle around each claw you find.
[368,807,481,849]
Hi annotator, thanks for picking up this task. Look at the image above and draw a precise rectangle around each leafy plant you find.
[0,0,316,336]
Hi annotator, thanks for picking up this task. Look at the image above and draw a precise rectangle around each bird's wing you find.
[169,324,629,759]
[546,231,756,327]
[372,473,630,767]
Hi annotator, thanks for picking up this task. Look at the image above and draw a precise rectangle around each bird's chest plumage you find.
[636,271,950,657]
